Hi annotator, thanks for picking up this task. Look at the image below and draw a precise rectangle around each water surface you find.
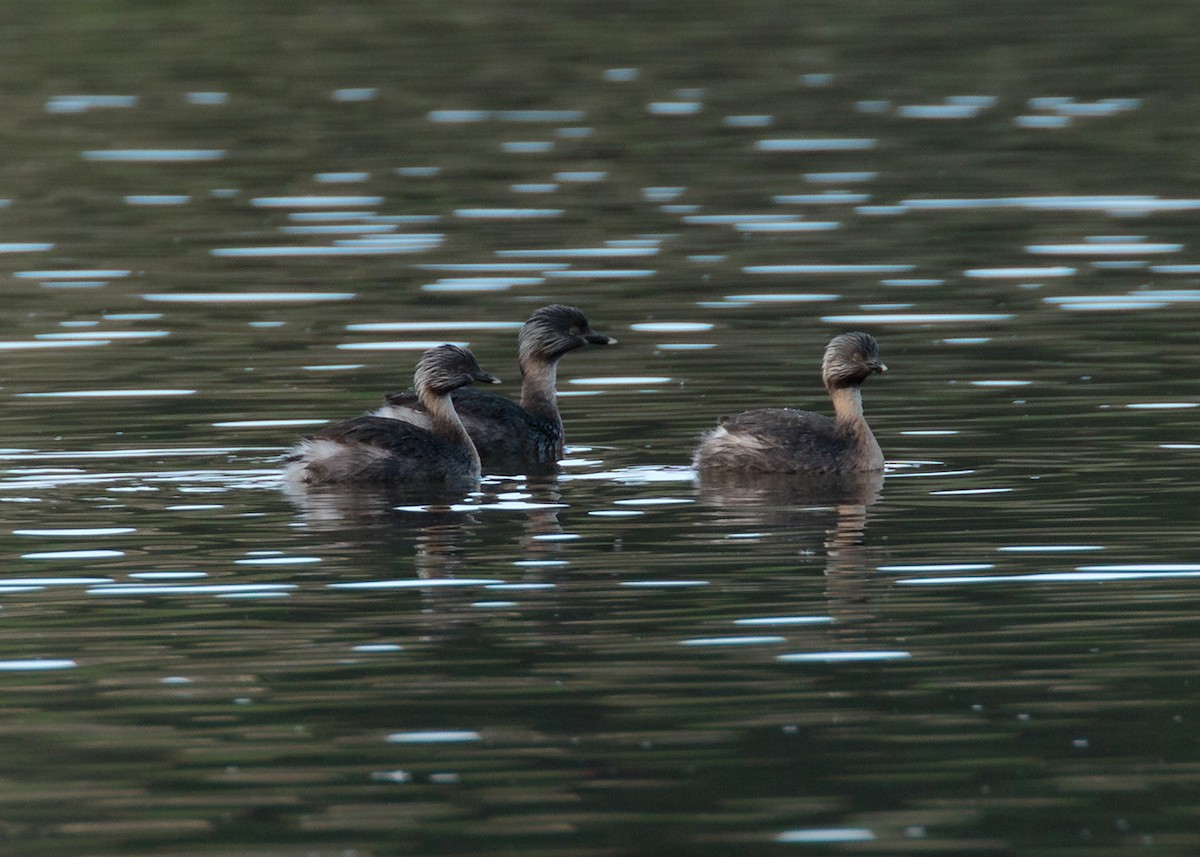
[1,2,1199,855]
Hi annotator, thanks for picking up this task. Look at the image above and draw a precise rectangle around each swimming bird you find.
[284,344,499,489]
[692,332,886,474]
[374,304,616,473]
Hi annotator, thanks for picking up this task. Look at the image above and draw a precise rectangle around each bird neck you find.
[828,384,867,427]
[829,383,883,469]
[419,386,481,469]
[519,357,563,427]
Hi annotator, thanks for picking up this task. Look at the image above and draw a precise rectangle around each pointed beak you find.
[585,330,617,346]
[474,370,502,385]
[870,361,887,374]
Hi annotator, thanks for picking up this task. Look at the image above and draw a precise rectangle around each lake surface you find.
[3,2,1200,854]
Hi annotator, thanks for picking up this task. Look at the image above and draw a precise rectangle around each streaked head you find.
[414,345,501,395]
[518,304,617,364]
[821,332,886,391]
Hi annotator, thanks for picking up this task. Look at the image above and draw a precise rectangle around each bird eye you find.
[569,327,581,336]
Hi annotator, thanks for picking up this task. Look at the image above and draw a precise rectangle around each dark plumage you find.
[692,332,887,475]
[284,345,499,489]
[374,305,615,474]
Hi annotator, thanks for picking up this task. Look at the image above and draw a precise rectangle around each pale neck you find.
[828,384,867,426]
[519,358,562,426]
[420,387,480,469]
[829,383,883,469]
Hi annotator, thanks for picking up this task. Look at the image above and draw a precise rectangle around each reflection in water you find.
[696,467,883,513]
[510,476,568,559]
[821,494,883,633]
[284,476,567,581]
[698,468,885,633]
[284,479,479,529]
[6,2,1200,853]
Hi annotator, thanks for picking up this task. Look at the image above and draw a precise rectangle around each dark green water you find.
[1,2,1200,854]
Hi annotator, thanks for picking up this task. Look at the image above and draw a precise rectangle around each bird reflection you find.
[284,481,479,577]
[511,475,568,558]
[283,474,569,579]
[696,468,885,627]
[695,469,882,528]
[282,475,574,655]
[283,480,464,521]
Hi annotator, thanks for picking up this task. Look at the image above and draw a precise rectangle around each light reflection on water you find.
[81,148,224,161]
[1,4,1199,855]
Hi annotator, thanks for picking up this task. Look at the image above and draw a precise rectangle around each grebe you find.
[376,304,615,472]
[693,332,886,474]
[285,344,499,489]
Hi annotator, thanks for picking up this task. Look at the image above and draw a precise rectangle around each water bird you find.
[375,304,616,473]
[284,345,499,489]
[693,332,886,474]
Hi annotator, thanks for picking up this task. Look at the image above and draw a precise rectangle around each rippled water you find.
[2,2,1200,855]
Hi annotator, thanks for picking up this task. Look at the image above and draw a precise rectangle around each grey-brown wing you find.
[716,408,847,470]
[307,415,452,458]
[381,388,559,465]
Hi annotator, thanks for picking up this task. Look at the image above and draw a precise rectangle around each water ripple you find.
[328,579,503,590]
[83,149,224,161]
[734,616,834,626]
[679,636,787,646]
[822,313,1014,324]
[89,584,299,595]
[0,660,78,671]
[777,651,912,663]
[755,138,876,152]
[898,568,1200,585]
[776,828,876,843]
[143,292,355,303]
[744,263,913,275]
[386,730,482,743]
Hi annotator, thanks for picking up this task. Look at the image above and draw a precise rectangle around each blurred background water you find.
[2,1,1200,854]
